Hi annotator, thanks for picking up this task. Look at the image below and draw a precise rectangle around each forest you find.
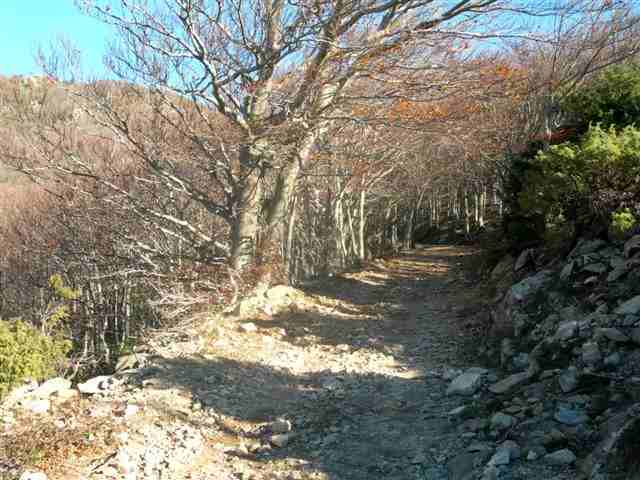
[1,0,640,378]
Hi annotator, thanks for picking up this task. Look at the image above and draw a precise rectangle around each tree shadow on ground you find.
[146,354,458,480]
[141,246,482,479]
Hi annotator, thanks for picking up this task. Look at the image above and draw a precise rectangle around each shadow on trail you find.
[148,355,456,480]
[146,245,481,479]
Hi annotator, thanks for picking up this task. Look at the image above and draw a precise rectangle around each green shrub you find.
[563,62,640,129]
[0,318,71,399]
[610,208,637,239]
[520,125,640,236]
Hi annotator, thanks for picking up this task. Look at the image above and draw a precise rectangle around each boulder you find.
[115,353,144,372]
[615,295,640,316]
[604,352,621,367]
[488,448,511,466]
[585,403,640,479]
[583,262,608,274]
[596,328,630,343]
[270,433,296,447]
[77,375,115,394]
[555,405,588,425]
[582,342,602,365]
[560,261,575,280]
[240,322,258,333]
[491,255,515,281]
[490,412,516,430]
[489,372,531,395]
[20,398,50,414]
[510,271,553,302]
[514,249,534,271]
[447,371,485,396]
[559,367,578,393]
[570,239,607,258]
[270,418,292,434]
[555,321,578,341]
[500,440,521,460]
[19,472,48,480]
[544,449,576,465]
[624,235,640,258]
[31,377,71,399]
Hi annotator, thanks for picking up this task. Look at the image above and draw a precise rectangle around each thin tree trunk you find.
[359,189,366,261]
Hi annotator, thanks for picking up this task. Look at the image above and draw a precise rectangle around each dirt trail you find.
[4,246,487,480]
[126,245,485,480]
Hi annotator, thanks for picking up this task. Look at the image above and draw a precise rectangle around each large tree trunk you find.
[230,144,264,270]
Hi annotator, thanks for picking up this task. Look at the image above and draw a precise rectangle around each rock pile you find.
[454,235,640,479]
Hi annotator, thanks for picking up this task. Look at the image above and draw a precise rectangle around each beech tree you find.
[2,0,637,279]
[64,0,623,270]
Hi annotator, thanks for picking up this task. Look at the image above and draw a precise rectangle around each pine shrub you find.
[0,318,71,399]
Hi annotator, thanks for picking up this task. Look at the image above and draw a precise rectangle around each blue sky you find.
[0,1,109,77]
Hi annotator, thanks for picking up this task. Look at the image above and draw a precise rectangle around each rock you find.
[448,405,469,417]
[615,295,640,315]
[584,275,599,285]
[270,433,296,447]
[607,265,629,282]
[447,371,485,396]
[123,404,140,418]
[491,255,515,281]
[500,440,521,460]
[488,448,511,466]
[560,261,575,280]
[624,235,640,258]
[543,429,567,448]
[510,271,553,302]
[501,338,514,367]
[604,352,621,368]
[77,375,114,394]
[481,466,499,480]
[555,405,588,425]
[555,321,579,341]
[489,372,530,394]
[467,442,493,452]
[115,353,143,372]
[52,388,79,402]
[21,398,50,414]
[582,342,602,365]
[270,418,292,434]
[596,327,629,342]
[19,472,48,480]
[512,352,529,370]
[31,378,71,398]
[490,412,516,430]
[265,285,298,301]
[559,367,579,393]
[544,449,576,465]
[583,263,607,274]
[515,249,534,271]
[527,450,539,461]
[570,239,606,258]
[631,327,640,345]
[3,380,38,405]
[586,403,640,479]
[447,452,485,480]
[240,322,258,333]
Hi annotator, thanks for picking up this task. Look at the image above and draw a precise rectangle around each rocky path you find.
[3,245,581,480]
[126,245,482,480]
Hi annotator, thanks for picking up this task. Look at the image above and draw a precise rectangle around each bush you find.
[0,318,71,398]
[563,62,640,129]
[519,124,640,237]
[610,208,637,239]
